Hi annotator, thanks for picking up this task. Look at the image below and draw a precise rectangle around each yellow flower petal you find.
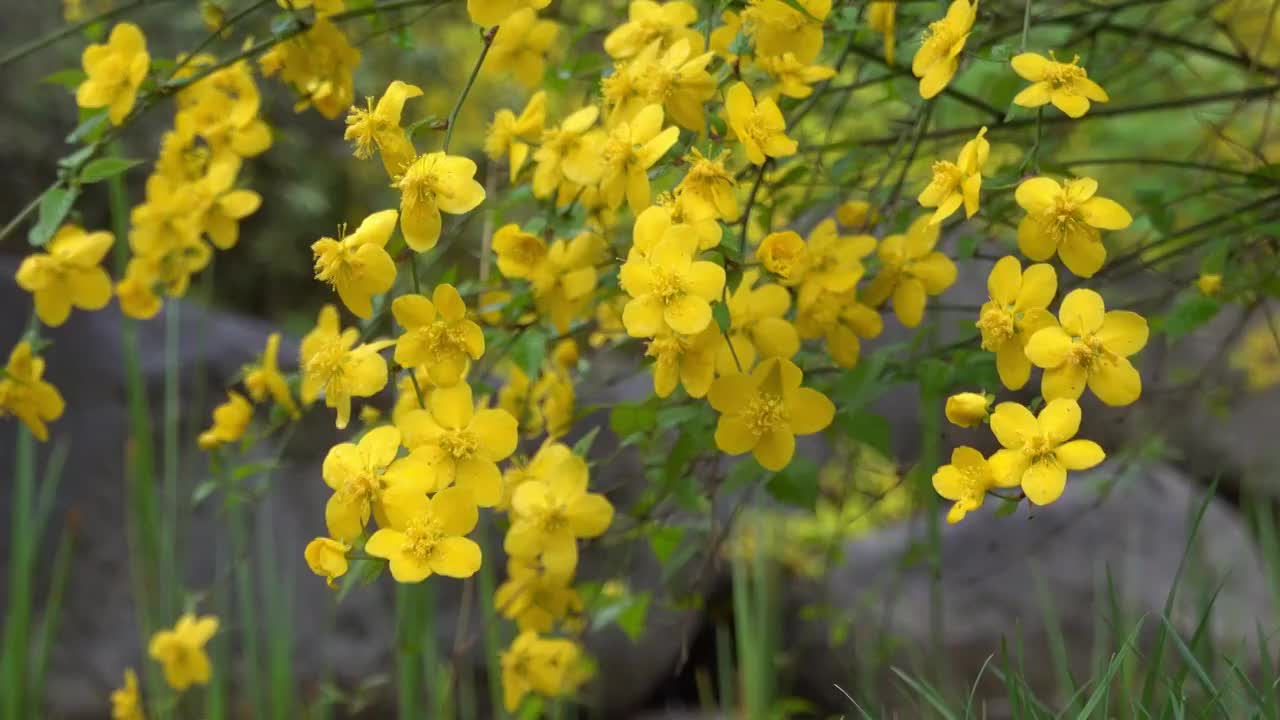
[1037,398,1081,443]
[1022,460,1067,505]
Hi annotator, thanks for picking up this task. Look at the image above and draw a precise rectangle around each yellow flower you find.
[867,1,896,65]
[392,284,485,387]
[1015,175,1132,278]
[76,22,149,125]
[794,286,882,368]
[604,39,716,132]
[599,104,681,212]
[468,0,550,26]
[259,17,361,119]
[148,614,218,691]
[197,390,252,451]
[506,452,613,577]
[658,191,723,249]
[716,270,800,374]
[16,224,114,327]
[321,425,434,541]
[500,631,586,711]
[499,365,546,436]
[988,399,1105,505]
[835,200,879,230]
[345,80,423,177]
[911,0,977,99]
[932,446,1001,523]
[395,152,486,253]
[171,58,272,159]
[398,383,520,507]
[243,333,299,418]
[1232,324,1280,391]
[299,305,392,429]
[976,255,1058,390]
[757,53,837,100]
[1025,288,1148,406]
[619,224,726,337]
[742,0,830,64]
[918,127,988,224]
[485,9,560,89]
[110,668,145,720]
[863,215,957,328]
[312,209,399,319]
[796,218,875,294]
[709,10,744,61]
[304,537,350,588]
[674,148,738,220]
[116,259,163,320]
[500,441,573,510]
[534,368,575,439]
[553,339,580,369]
[366,486,483,582]
[1011,52,1108,118]
[604,0,701,59]
[944,392,990,428]
[0,342,65,442]
[756,231,809,285]
[708,357,834,471]
[495,559,584,631]
[646,326,720,398]
[1197,273,1223,297]
[486,91,547,182]
[532,106,605,200]
[724,81,798,165]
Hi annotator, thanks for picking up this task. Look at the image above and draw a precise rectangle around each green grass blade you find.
[891,667,957,720]
[1078,619,1144,719]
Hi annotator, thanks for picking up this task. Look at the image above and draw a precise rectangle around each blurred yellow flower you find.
[506,453,613,577]
[485,9,560,89]
[148,614,218,691]
[742,0,830,63]
[16,224,114,327]
[863,215,957,328]
[0,342,65,442]
[725,81,797,165]
[197,390,252,451]
[110,668,144,720]
[468,0,549,26]
[674,148,738,220]
[867,1,896,65]
[486,91,547,182]
[757,53,836,99]
[599,104,681,212]
[495,559,584,631]
[345,80,423,177]
[243,333,299,418]
[500,631,586,711]
[1197,273,1223,297]
[299,305,392,429]
[604,0,701,59]
[716,270,800,374]
[321,425,433,541]
[918,127,988,225]
[76,23,149,125]
[645,326,719,398]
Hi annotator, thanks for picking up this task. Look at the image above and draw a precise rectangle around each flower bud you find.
[945,392,990,428]
[1196,273,1222,297]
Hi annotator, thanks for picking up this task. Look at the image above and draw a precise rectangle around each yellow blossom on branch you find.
[918,127,989,225]
[500,631,587,711]
[725,81,798,165]
[0,342,65,442]
[304,537,351,588]
[321,425,434,542]
[366,487,483,582]
[506,452,613,577]
[485,91,547,182]
[757,53,837,100]
[620,223,726,337]
[312,209,399,320]
[243,333,299,418]
[932,446,1004,523]
[391,284,485,387]
[16,224,114,327]
[911,0,977,99]
[599,104,681,212]
[976,255,1058,390]
[396,152,486,252]
[345,80,424,178]
[863,215,957,328]
[988,398,1105,505]
[148,614,218,691]
[742,0,830,64]
[485,9,561,89]
[1025,288,1148,406]
[76,22,149,125]
[1012,52,1108,119]
[708,357,834,471]
[604,0,702,59]
[867,1,896,65]
[645,326,720,398]
[197,390,252,451]
[110,668,145,720]
[944,392,991,428]
[468,0,550,26]
[1015,175,1132,278]
[299,305,393,429]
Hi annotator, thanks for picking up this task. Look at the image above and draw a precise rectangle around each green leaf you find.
[1162,295,1220,342]
[65,111,108,144]
[656,403,702,430]
[43,68,86,88]
[995,497,1020,517]
[28,187,78,247]
[713,302,731,334]
[192,480,219,506]
[79,157,143,183]
[510,328,548,377]
[647,525,684,563]
[573,426,601,456]
[609,400,657,439]
[616,593,650,642]
[406,114,445,139]
[766,456,820,508]
[57,146,96,170]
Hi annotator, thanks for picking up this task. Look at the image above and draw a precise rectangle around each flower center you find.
[1067,335,1109,370]
[1046,56,1086,88]
[923,20,960,49]
[540,505,570,533]
[339,466,383,505]
[744,392,787,436]
[930,160,964,190]
[977,307,1016,350]
[345,98,381,159]
[402,516,446,561]
[602,135,633,168]
[439,429,479,459]
[306,338,350,395]
[397,156,443,207]
[1022,433,1056,463]
[646,334,688,364]
[651,268,687,305]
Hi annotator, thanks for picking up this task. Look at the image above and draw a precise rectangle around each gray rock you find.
[786,461,1273,713]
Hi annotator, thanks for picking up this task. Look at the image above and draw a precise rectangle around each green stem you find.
[397,585,422,717]
[443,26,499,154]
[1,424,36,719]
[476,542,506,719]
[227,485,267,720]
[161,302,181,626]
[0,0,174,69]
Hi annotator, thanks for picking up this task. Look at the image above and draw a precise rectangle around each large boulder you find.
[786,461,1273,713]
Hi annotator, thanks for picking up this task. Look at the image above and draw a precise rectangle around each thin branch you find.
[443,25,498,154]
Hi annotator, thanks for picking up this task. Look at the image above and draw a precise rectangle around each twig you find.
[443,25,498,154]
